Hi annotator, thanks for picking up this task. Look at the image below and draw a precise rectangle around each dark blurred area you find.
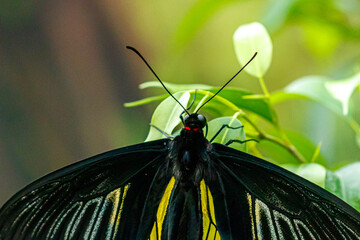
[0,0,359,204]
[0,0,150,203]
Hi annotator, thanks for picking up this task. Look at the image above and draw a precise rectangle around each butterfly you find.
[0,47,359,240]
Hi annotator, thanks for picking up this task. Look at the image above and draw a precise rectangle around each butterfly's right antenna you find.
[126,46,190,115]
[195,52,257,113]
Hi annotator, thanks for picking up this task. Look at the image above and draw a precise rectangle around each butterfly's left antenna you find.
[126,46,190,115]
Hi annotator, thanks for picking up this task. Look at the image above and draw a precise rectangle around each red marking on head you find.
[185,126,191,130]
[193,128,200,131]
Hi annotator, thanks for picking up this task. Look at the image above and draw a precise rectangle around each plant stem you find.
[256,76,306,161]
[259,75,270,97]
[241,114,307,163]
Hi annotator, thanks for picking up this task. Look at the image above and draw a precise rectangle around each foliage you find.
[126,22,360,211]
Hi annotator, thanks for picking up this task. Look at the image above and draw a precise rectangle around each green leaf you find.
[271,91,308,104]
[208,88,277,124]
[282,73,360,117]
[140,81,214,92]
[280,162,360,211]
[145,92,190,141]
[335,162,360,211]
[233,22,273,78]
[207,117,246,151]
[125,81,278,125]
[325,170,343,199]
[325,73,360,116]
[280,163,326,188]
[124,80,213,108]
[311,142,322,162]
[124,94,168,107]
[134,82,278,123]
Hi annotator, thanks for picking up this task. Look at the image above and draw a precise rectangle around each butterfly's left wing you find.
[0,139,172,240]
[204,143,360,239]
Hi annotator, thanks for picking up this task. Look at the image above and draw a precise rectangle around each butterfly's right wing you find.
[0,139,172,240]
[204,143,360,239]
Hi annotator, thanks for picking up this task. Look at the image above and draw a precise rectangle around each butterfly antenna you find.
[126,46,190,115]
[195,52,257,113]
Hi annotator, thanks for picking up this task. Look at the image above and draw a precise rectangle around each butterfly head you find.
[183,113,206,133]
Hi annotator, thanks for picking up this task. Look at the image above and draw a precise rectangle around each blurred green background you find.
[0,0,359,205]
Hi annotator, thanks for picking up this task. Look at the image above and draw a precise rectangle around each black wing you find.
[0,139,172,240]
[205,143,360,239]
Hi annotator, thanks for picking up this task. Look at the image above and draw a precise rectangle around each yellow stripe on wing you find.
[113,184,129,238]
[149,177,176,240]
[200,179,220,240]
[247,192,256,240]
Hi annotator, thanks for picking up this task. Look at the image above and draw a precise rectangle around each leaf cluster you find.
[126,22,360,211]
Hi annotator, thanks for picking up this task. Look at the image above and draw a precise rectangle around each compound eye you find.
[183,114,190,122]
[197,114,206,126]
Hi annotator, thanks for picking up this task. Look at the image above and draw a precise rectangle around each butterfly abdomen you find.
[161,183,203,240]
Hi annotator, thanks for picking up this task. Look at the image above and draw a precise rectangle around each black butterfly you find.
[0,47,359,240]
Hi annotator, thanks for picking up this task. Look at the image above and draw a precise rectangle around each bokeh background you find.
[0,0,359,205]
